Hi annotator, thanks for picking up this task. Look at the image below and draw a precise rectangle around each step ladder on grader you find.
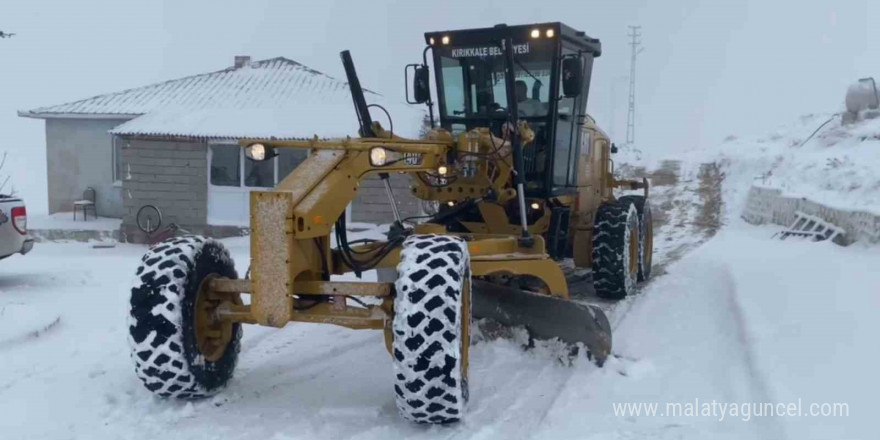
[127,22,654,424]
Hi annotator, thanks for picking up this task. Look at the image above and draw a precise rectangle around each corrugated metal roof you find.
[108,103,423,140]
[20,57,371,117]
[19,57,425,139]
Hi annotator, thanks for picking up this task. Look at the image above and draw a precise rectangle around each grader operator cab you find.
[127,22,653,424]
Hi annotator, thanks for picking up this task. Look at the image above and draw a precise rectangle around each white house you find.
[19,56,425,241]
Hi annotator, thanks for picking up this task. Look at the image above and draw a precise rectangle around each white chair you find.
[73,187,97,221]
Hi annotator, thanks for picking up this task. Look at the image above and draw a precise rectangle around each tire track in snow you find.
[450,342,585,440]
[445,164,726,438]
[717,266,787,440]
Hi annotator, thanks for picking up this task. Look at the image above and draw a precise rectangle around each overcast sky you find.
[2,0,877,213]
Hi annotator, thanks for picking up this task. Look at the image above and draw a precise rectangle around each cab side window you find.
[553,49,580,187]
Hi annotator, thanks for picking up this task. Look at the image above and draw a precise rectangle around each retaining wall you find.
[741,185,880,244]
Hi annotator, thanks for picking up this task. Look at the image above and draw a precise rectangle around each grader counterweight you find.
[127,22,653,424]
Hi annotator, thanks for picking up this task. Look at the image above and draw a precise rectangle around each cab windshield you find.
[436,41,553,119]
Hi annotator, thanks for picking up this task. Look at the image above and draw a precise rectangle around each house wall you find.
[120,138,209,242]
[116,136,422,242]
[45,118,131,217]
[351,173,423,224]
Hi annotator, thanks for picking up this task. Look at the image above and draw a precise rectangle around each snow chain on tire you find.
[392,234,471,424]
[617,195,653,282]
[128,235,241,398]
[592,201,640,299]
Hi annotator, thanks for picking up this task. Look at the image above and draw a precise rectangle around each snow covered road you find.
[0,223,873,439]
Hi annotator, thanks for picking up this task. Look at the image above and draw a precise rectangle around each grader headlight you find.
[245,143,269,161]
[369,148,411,167]
[370,147,388,166]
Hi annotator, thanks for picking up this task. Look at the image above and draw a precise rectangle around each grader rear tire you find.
[392,234,471,424]
[617,195,653,282]
[128,236,241,399]
[591,201,640,299]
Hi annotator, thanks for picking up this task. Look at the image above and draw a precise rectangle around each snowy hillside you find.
[691,114,880,217]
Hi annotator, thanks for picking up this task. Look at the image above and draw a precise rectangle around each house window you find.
[278,148,306,182]
[207,143,312,226]
[112,135,125,182]
[210,144,241,186]
[209,142,308,188]
[244,157,274,187]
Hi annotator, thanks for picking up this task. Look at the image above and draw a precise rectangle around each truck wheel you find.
[392,234,471,424]
[592,201,640,299]
[128,235,241,399]
[617,195,653,282]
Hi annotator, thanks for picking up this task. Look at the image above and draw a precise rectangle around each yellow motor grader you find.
[127,22,652,424]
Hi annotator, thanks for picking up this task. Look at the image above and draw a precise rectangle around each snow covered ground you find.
[0,224,874,438]
[1,111,877,439]
[29,213,122,231]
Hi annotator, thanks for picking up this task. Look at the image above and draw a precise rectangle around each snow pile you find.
[0,302,61,348]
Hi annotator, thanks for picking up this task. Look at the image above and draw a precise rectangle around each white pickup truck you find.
[0,196,33,260]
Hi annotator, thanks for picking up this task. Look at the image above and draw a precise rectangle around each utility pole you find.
[626,26,643,146]
[608,76,628,141]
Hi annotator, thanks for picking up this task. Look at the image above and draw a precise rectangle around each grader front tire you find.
[392,234,471,424]
[591,202,640,299]
[128,236,241,399]
[617,195,654,282]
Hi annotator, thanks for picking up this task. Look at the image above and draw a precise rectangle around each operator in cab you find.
[515,80,544,117]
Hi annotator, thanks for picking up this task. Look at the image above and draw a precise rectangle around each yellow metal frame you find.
[200,131,572,333]
[209,117,644,333]
[210,232,568,330]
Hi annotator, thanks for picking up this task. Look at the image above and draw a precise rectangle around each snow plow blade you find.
[471,280,612,365]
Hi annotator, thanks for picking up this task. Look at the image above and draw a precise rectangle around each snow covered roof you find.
[109,102,423,140]
[19,57,424,139]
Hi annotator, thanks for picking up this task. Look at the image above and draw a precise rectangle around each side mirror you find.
[561,57,583,98]
[610,143,619,154]
[406,64,431,104]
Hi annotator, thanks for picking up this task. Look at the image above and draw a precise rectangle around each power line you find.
[626,26,643,146]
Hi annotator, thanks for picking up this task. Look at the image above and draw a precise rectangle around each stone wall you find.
[120,137,209,242]
[742,185,880,244]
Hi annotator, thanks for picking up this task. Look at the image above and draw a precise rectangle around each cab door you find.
[550,46,589,195]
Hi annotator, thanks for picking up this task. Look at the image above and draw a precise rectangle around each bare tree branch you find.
[0,175,12,195]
